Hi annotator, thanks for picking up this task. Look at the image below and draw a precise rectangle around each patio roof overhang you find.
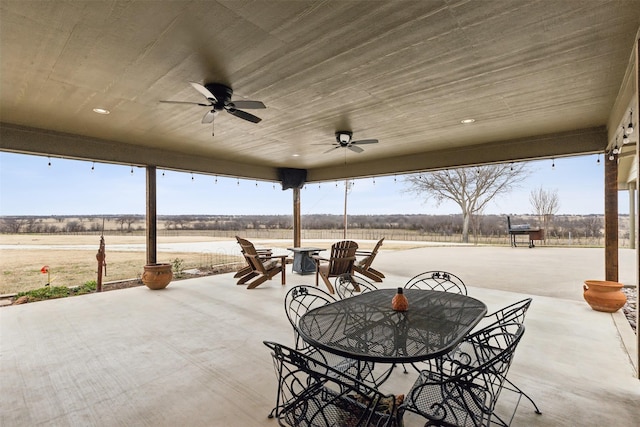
[0,1,638,184]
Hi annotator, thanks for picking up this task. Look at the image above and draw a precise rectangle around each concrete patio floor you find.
[1,243,638,426]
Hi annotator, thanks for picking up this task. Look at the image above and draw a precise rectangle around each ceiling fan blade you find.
[190,82,217,102]
[202,110,216,124]
[160,100,210,106]
[231,100,266,109]
[351,139,378,145]
[324,146,341,154]
[348,145,364,153]
[226,107,262,123]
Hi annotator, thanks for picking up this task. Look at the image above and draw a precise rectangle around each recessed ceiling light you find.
[460,118,475,124]
[92,108,110,115]
[292,154,300,157]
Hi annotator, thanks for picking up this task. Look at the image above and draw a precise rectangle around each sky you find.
[0,151,625,216]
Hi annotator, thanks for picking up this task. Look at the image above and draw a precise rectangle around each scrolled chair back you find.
[284,285,336,351]
[404,270,467,295]
[264,341,403,427]
[335,274,378,299]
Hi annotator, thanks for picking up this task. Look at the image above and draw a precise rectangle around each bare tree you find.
[529,186,560,240]
[405,164,530,243]
[1,217,28,233]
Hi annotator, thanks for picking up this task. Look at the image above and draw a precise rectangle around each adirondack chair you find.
[236,237,288,289]
[233,236,273,283]
[313,240,358,294]
[353,237,385,282]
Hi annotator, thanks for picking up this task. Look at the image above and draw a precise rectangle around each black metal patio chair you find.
[404,271,468,295]
[264,341,404,427]
[401,270,468,374]
[452,298,542,419]
[400,322,526,427]
[270,285,376,418]
[335,274,378,299]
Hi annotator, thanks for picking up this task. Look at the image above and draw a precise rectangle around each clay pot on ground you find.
[142,263,173,290]
[583,280,627,313]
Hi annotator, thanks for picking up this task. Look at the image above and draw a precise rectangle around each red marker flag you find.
[40,265,49,274]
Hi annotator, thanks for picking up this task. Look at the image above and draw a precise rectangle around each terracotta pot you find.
[142,263,173,290]
[583,280,627,313]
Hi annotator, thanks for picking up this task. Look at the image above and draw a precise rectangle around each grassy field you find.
[0,234,243,295]
[0,229,616,295]
[0,233,434,295]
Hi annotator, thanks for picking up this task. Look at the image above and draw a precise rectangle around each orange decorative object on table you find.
[392,287,409,311]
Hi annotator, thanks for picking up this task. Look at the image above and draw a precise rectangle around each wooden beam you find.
[0,124,277,181]
[605,154,618,282]
[293,187,301,248]
[146,166,157,265]
[635,36,639,380]
[308,127,607,181]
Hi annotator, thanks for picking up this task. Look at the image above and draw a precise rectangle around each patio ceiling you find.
[1,1,639,183]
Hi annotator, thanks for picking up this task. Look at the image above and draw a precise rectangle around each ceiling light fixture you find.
[460,118,475,124]
[613,135,620,154]
[626,109,634,135]
[336,131,352,144]
[92,108,110,115]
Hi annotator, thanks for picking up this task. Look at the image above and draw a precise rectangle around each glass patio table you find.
[297,288,487,366]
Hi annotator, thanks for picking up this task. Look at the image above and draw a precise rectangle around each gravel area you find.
[622,286,637,333]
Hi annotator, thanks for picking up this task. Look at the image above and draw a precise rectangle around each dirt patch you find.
[5,264,239,306]
[101,265,236,291]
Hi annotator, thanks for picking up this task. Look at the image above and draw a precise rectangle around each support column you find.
[146,166,157,265]
[293,187,301,247]
[634,36,639,380]
[605,152,618,282]
[630,182,636,250]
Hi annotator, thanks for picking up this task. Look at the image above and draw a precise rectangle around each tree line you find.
[0,213,610,239]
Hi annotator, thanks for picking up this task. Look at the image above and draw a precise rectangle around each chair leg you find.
[320,274,335,294]
[234,265,251,278]
[368,267,385,279]
[354,267,383,282]
[503,377,542,414]
[246,275,269,289]
[237,272,258,285]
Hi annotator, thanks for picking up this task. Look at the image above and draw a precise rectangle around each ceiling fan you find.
[323,131,379,153]
[160,82,266,135]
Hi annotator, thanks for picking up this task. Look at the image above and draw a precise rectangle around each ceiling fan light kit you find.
[336,130,353,144]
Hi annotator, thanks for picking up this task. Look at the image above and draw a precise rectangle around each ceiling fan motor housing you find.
[204,83,233,107]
